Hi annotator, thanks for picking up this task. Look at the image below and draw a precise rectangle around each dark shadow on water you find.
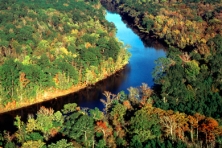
[0,66,130,132]
[0,2,167,133]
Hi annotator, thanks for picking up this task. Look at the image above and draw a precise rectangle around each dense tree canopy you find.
[1,0,222,147]
[0,88,221,147]
[0,0,130,110]
[101,2,222,147]
[102,0,222,118]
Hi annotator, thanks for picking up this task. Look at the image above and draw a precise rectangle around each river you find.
[0,12,166,131]
[55,12,166,110]
[106,12,166,92]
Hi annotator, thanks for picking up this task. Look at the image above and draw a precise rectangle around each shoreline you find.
[0,64,128,114]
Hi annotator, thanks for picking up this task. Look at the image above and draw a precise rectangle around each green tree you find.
[89,107,104,121]
[110,103,127,125]
[16,26,34,42]
[62,112,95,147]
[0,59,22,104]
[129,106,161,143]
[48,139,73,148]
[130,135,143,148]
[152,57,172,84]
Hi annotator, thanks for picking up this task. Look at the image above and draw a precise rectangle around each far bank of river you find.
[0,12,166,131]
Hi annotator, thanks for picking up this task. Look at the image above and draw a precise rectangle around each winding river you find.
[0,12,166,131]
[106,12,166,92]
[58,12,166,110]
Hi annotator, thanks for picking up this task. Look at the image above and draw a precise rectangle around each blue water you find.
[11,13,166,111]
[67,12,166,109]
[0,12,166,125]
[105,12,166,94]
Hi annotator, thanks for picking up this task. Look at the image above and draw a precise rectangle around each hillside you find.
[0,0,130,112]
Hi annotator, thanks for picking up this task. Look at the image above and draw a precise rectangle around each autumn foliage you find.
[2,90,221,147]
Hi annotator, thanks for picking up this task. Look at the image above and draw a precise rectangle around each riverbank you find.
[102,0,222,119]
[0,0,133,114]
[102,0,222,52]
[0,64,128,114]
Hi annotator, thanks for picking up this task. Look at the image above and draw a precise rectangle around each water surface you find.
[0,12,166,131]
[105,12,166,94]
[75,12,166,109]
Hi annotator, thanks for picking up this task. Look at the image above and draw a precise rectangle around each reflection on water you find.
[101,1,168,50]
[0,66,129,132]
[105,12,166,92]
[0,11,166,132]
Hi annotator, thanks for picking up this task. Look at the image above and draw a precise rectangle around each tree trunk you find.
[191,127,193,142]
[84,131,87,142]
[170,125,173,140]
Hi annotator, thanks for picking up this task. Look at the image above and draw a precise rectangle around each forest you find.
[102,0,222,147]
[100,0,222,118]
[0,0,130,112]
[0,0,222,147]
[0,86,221,147]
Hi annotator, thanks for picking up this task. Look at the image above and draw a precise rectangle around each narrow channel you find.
[0,12,166,131]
